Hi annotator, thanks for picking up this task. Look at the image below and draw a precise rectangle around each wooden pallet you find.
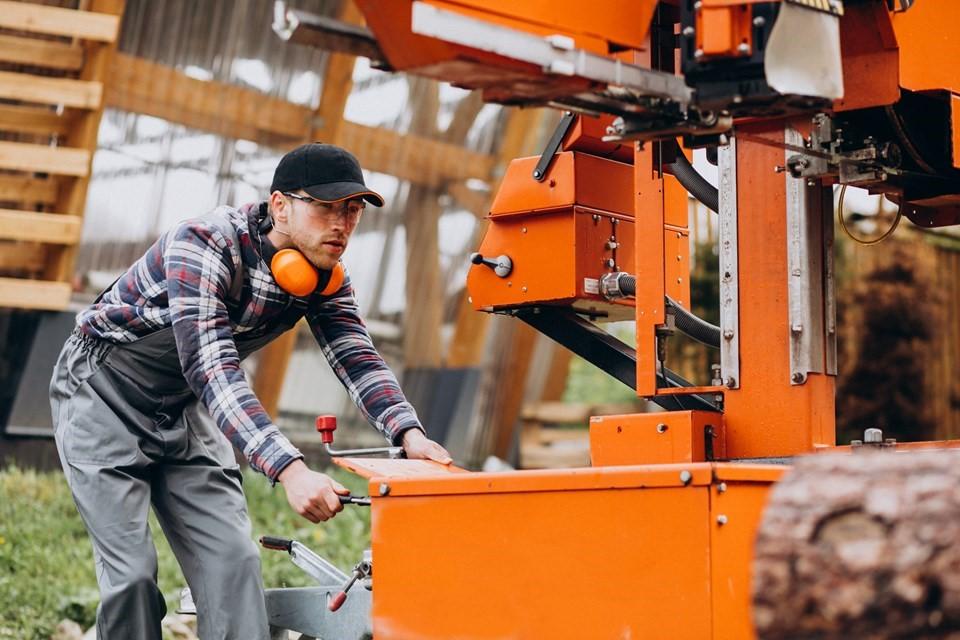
[0,0,124,311]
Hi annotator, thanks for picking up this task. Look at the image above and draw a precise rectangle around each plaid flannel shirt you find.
[76,202,423,481]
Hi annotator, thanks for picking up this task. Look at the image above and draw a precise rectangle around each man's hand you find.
[278,460,349,523]
[402,429,452,465]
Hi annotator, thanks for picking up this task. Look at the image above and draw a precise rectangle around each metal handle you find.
[470,252,513,278]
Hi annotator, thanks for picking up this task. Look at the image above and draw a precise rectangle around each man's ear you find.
[268,190,289,224]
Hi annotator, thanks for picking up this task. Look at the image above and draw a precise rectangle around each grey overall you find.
[49,324,278,639]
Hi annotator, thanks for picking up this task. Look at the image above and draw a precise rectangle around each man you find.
[49,143,451,639]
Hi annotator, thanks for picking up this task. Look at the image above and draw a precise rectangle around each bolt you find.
[378,483,391,496]
[677,277,682,284]
[753,16,766,27]
[606,241,619,250]
[682,26,695,37]
[723,329,735,340]
[605,258,616,268]
[792,372,805,383]
[677,255,682,261]
[612,218,619,225]
[737,42,750,54]
[864,428,883,444]
[725,377,736,388]
[592,214,600,223]
[679,470,693,486]
[693,1,702,10]
[533,170,542,179]
[656,423,668,433]
[775,165,786,173]
[507,281,512,287]
[521,227,527,233]
[521,286,528,293]
[694,48,704,60]
[718,482,728,493]
[717,514,729,525]
[791,323,803,334]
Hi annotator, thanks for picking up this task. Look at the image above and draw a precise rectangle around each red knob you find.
[328,591,347,612]
[315,415,337,444]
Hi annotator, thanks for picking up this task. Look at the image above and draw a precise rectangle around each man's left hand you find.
[402,429,452,465]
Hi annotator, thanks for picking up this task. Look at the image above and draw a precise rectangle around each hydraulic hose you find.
[664,141,719,214]
[600,272,721,349]
[665,296,720,349]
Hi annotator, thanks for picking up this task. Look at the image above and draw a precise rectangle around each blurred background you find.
[0,0,958,477]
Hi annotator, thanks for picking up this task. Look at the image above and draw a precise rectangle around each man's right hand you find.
[278,460,349,523]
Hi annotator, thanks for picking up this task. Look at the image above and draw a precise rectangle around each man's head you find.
[267,143,384,270]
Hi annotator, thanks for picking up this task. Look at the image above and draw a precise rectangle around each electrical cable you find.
[664,140,719,213]
[837,185,903,246]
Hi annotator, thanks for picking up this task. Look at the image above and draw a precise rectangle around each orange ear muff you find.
[321,262,345,296]
[271,248,319,297]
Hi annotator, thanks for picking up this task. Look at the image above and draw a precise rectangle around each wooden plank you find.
[0,33,83,71]
[0,1,119,42]
[0,209,81,244]
[0,70,101,109]
[104,54,497,189]
[0,242,45,272]
[0,104,71,136]
[45,0,125,282]
[310,0,363,144]
[0,175,59,204]
[0,141,89,176]
[105,53,312,147]
[0,276,70,310]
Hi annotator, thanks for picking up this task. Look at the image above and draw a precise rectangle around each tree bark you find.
[753,449,960,640]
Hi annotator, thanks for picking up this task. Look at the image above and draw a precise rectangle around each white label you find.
[583,278,600,295]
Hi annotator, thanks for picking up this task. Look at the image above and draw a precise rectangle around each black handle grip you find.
[260,536,293,552]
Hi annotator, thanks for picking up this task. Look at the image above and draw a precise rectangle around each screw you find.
[533,170,542,178]
[775,165,786,173]
[605,259,616,268]
[693,1,702,10]
[682,26,694,37]
[718,482,727,494]
[592,214,600,222]
[717,514,729,525]
[723,329,735,340]
[521,286,528,293]
[792,372,805,383]
[725,377,736,388]
[656,423,668,433]
[679,470,693,486]
[864,428,883,444]
[694,48,704,60]
[753,16,766,27]
[612,218,619,225]
[378,483,391,496]
[737,43,750,54]
[521,227,527,233]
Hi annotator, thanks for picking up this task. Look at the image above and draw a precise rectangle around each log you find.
[753,449,960,640]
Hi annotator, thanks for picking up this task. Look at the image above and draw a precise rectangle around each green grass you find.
[0,465,369,640]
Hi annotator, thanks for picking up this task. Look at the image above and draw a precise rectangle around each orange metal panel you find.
[893,1,960,94]
[490,152,633,217]
[721,123,835,459]
[590,410,726,466]
[697,4,753,58]
[834,2,899,112]
[429,0,657,52]
[634,146,665,397]
[562,114,634,164]
[332,457,467,479]
[665,226,691,306]
[709,472,781,640]
[363,462,780,639]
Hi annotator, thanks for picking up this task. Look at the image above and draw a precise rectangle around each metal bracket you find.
[717,139,740,389]
[532,111,576,181]
[515,307,717,412]
[785,128,828,385]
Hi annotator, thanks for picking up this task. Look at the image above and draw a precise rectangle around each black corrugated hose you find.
[605,273,721,349]
[664,141,719,214]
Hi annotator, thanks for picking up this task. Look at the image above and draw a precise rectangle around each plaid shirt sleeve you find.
[164,220,303,481]
[306,267,425,445]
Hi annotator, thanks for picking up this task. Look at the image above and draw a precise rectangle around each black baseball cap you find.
[270,143,384,207]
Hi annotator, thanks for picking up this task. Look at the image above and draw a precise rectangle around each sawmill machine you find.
[265,1,960,637]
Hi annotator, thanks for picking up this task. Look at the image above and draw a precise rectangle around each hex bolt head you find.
[679,470,693,486]
[718,482,727,494]
[791,372,805,384]
[723,329,735,340]
[717,514,729,526]
[864,428,883,444]
[753,16,766,27]
[378,483,391,497]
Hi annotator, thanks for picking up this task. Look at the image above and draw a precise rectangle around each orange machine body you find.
[337,458,781,640]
